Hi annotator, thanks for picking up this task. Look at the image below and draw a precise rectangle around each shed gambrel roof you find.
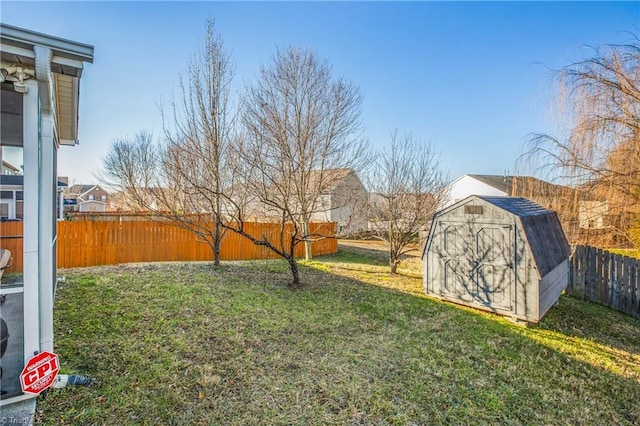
[480,196,550,217]
[478,196,570,277]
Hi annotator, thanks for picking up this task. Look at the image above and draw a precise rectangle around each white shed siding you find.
[444,175,507,208]
[538,259,569,318]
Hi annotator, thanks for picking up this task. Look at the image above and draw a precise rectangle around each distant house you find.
[0,175,25,220]
[367,191,437,234]
[444,173,622,245]
[63,184,110,213]
[444,174,570,207]
[308,168,368,235]
[108,169,368,234]
[110,187,202,213]
[578,200,609,230]
[0,175,67,220]
[239,168,368,235]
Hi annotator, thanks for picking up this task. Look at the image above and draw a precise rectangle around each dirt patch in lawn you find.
[337,239,423,275]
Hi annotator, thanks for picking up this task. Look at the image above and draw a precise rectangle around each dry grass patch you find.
[36,248,640,425]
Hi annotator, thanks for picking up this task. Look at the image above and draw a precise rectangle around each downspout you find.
[34,45,55,353]
[34,46,53,112]
[32,44,96,397]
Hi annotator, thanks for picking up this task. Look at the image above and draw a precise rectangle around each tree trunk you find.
[303,221,312,261]
[213,219,221,267]
[389,242,399,274]
[390,259,399,274]
[287,256,301,288]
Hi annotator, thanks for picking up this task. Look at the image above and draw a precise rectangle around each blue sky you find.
[2,1,638,184]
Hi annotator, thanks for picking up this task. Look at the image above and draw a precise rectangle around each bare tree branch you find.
[367,131,448,273]
[232,47,368,285]
[100,20,236,266]
[524,37,640,248]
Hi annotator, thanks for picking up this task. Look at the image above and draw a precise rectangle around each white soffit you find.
[54,73,79,145]
[1,23,94,145]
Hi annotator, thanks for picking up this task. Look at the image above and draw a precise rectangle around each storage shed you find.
[423,195,570,322]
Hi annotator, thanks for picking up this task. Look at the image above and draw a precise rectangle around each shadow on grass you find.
[531,295,640,357]
[325,243,639,357]
[46,259,640,425]
[318,247,388,267]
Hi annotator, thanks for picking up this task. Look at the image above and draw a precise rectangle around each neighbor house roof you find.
[0,175,67,187]
[466,174,514,193]
[65,184,96,196]
[310,168,359,195]
[465,174,568,197]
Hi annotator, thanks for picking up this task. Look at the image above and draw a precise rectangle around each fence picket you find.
[588,247,596,302]
[568,245,640,319]
[616,254,624,312]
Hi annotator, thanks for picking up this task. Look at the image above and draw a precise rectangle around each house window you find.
[0,203,8,219]
[0,191,13,200]
[101,195,106,202]
[88,195,94,201]
[16,191,23,201]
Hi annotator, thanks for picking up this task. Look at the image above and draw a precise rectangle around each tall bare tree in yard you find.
[226,47,367,286]
[368,131,448,274]
[526,36,640,247]
[102,20,235,266]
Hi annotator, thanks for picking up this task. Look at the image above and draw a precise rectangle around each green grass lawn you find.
[38,247,640,425]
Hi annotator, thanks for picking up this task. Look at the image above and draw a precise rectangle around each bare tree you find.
[368,131,448,274]
[525,36,640,247]
[101,20,235,265]
[222,47,368,286]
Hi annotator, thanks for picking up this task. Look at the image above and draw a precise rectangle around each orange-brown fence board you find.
[0,222,23,273]
[1,218,337,272]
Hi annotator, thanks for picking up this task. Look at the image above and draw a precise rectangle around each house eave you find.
[1,23,94,70]
[1,23,94,146]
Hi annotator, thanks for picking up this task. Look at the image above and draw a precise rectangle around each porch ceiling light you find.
[13,80,27,93]
[0,62,35,93]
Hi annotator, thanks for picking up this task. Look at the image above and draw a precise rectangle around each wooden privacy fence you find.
[0,222,23,272]
[0,219,337,273]
[569,245,640,319]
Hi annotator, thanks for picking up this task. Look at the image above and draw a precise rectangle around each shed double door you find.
[440,222,513,310]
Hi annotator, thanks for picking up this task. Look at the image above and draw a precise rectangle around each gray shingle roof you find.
[479,196,550,217]
[467,174,513,193]
[479,196,570,277]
